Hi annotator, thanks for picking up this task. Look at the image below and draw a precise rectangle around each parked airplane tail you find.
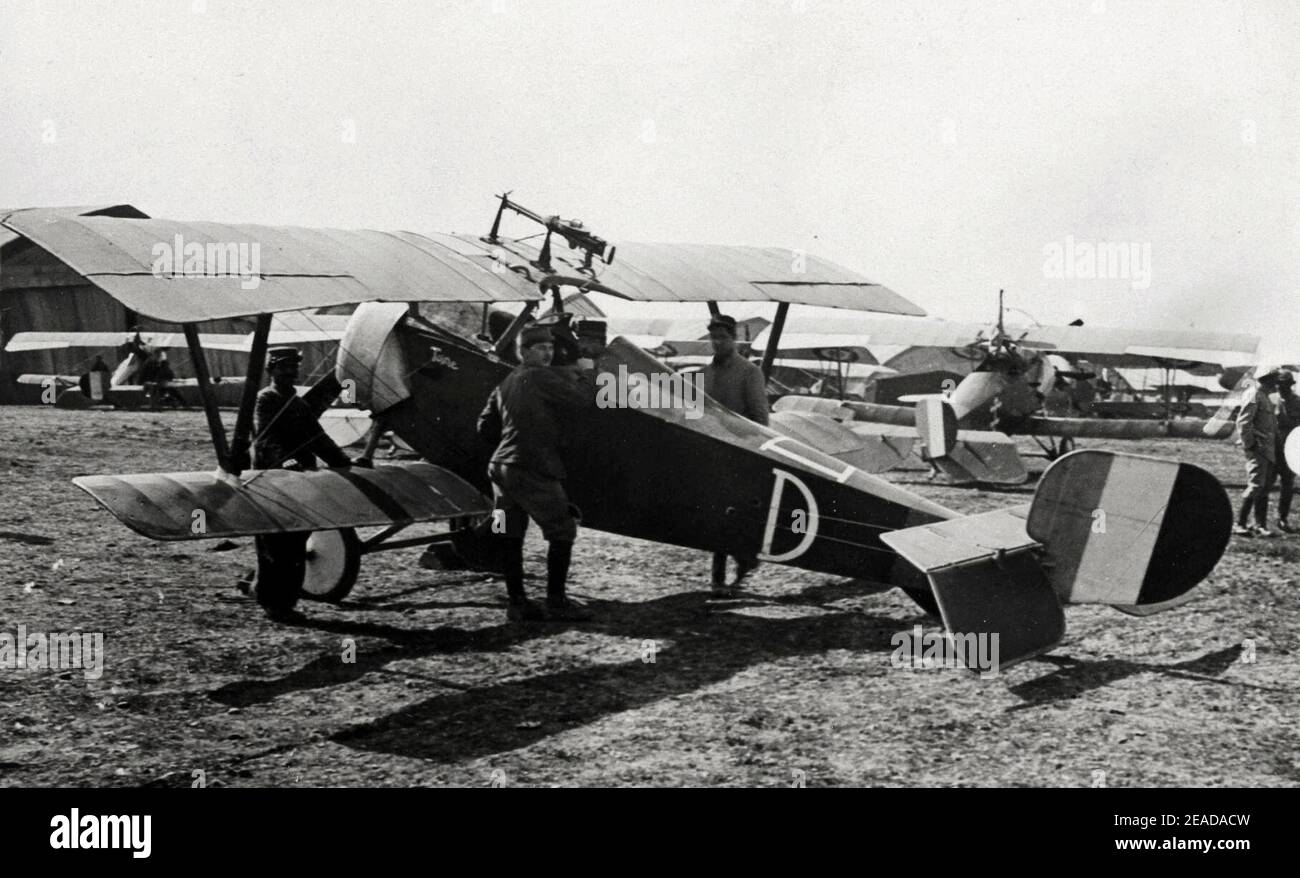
[882,449,1231,670]
[914,396,1028,485]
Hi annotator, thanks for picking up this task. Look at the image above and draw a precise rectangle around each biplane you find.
[6,322,349,409]
[0,197,1235,670]
[762,292,1261,485]
[5,329,249,408]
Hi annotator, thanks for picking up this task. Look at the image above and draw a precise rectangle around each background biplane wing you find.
[72,462,489,541]
[4,331,256,353]
[751,312,1260,360]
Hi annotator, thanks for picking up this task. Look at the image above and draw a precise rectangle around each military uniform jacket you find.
[1275,391,1300,440]
[253,383,351,470]
[702,352,769,425]
[1236,384,1278,463]
[478,364,593,480]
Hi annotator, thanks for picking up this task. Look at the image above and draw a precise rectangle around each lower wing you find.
[73,461,489,540]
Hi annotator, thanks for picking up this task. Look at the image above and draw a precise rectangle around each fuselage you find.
[339,304,957,588]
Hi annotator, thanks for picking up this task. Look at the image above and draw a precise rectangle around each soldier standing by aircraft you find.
[246,346,353,619]
[1234,369,1281,537]
[1269,370,1299,533]
[477,323,596,622]
[700,314,770,594]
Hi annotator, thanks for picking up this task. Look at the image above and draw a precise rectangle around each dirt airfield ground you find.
[1,405,1297,788]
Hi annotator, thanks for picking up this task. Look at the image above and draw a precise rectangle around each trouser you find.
[711,552,758,586]
[253,532,310,610]
[1238,451,1273,528]
[487,462,579,601]
[1266,446,1295,520]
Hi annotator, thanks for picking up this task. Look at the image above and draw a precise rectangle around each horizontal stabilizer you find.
[73,462,489,541]
[1026,450,1231,607]
[845,422,918,466]
[881,505,1035,573]
[939,430,1028,486]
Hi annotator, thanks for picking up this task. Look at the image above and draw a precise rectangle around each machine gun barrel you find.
[486,193,613,267]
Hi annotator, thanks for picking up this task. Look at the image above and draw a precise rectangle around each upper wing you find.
[466,235,927,315]
[0,211,546,323]
[73,461,489,541]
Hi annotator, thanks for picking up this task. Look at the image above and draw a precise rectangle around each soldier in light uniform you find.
[1268,370,1300,533]
[247,346,353,618]
[477,323,596,622]
[700,314,770,594]
[1233,369,1281,537]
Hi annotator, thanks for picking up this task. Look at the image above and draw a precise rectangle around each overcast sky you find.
[3,0,1297,358]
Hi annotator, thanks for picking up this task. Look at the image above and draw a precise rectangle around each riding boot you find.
[546,540,573,601]
[710,551,728,587]
[503,537,526,603]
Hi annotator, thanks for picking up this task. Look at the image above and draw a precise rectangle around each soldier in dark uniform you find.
[700,314,769,594]
[1234,369,1281,537]
[1269,370,1300,533]
[247,346,353,618]
[477,323,595,622]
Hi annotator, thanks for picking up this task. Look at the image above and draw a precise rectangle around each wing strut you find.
[228,313,271,474]
[183,323,231,470]
[493,301,539,359]
[760,301,790,380]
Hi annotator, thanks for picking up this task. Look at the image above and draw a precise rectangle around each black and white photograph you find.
[0,0,1295,845]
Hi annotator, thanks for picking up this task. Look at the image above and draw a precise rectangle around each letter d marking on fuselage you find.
[759,468,819,562]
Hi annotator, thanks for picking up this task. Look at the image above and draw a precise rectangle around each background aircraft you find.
[758,293,1260,484]
[6,325,347,408]
[606,291,1261,485]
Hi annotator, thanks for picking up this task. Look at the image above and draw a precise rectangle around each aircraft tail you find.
[1026,449,1231,606]
[914,397,1027,485]
[882,449,1231,671]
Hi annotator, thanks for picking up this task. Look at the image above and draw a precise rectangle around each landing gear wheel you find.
[301,528,361,603]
